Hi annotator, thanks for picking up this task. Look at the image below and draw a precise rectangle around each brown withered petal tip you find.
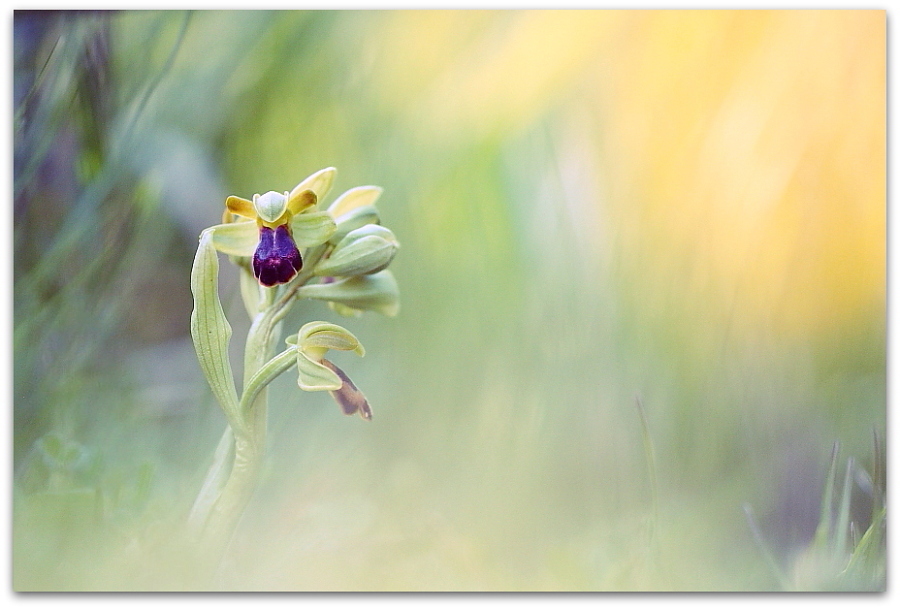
[321,359,373,420]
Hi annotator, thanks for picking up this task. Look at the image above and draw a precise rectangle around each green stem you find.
[198,308,274,553]
[194,243,330,574]
[240,347,298,415]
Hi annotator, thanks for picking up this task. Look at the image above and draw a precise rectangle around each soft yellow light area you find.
[371,10,883,340]
[376,11,615,144]
[596,10,884,337]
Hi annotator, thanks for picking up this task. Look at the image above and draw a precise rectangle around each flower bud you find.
[286,322,365,392]
[296,270,400,317]
[315,226,399,277]
[329,205,380,244]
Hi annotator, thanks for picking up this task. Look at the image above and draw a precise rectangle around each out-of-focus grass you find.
[13,10,884,590]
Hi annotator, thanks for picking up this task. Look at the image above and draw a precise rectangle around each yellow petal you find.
[287,189,317,215]
[225,195,256,219]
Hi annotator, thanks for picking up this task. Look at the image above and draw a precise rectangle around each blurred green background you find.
[13,10,885,591]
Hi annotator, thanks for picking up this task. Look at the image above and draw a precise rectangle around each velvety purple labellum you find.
[252,225,303,287]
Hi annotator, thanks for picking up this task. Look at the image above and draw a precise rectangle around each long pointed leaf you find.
[190,229,241,427]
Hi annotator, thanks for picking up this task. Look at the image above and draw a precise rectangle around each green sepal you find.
[297,321,365,356]
[207,220,257,257]
[329,302,364,318]
[296,270,400,317]
[238,265,263,316]
[296,351,343,391]
[290,211,337,247]
[190,230,242,429]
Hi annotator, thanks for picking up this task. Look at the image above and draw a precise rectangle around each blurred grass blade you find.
[871,430,884,517]
[843,507,885,576]
[813,442,840,550]
[634,396,659,545]
[834,457,854,558]
[743,503,791,591]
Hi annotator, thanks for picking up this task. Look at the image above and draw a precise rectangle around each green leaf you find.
[190,230,241,428]
[290,211,337,247]
[296,271,400,317]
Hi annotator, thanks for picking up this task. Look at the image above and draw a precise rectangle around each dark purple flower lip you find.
[252,225,303,287]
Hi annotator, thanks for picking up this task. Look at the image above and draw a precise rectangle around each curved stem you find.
[198,432,262,559]
[268,242,331,328]
[197,306,279,565]
[240,347,298,416]
[193,240,332,579]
